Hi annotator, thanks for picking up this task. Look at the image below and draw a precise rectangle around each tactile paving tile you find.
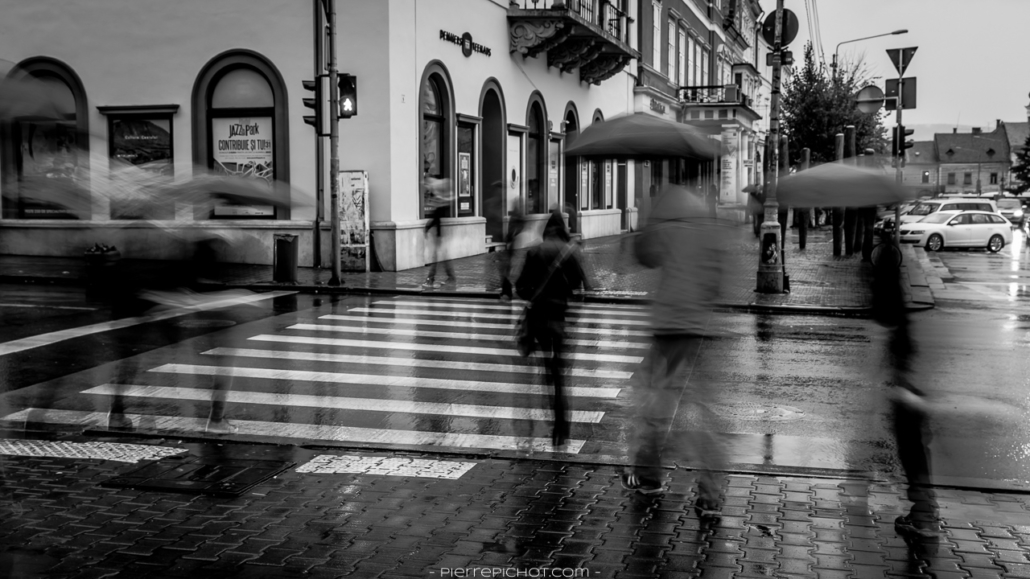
[0,439,186,463]
[295,454,476,479]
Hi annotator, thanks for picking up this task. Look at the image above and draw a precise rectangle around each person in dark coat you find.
[871,242,939,540]
[516,211,588,448]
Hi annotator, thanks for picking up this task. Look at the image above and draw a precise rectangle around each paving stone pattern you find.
[2,445,1030,578]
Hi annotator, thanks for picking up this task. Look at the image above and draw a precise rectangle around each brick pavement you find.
[0,221,930,314]
[0,433,1028,578]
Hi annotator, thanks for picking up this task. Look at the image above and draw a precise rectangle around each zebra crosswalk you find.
[1,296,652,455]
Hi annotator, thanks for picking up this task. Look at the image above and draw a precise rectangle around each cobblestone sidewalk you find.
[0,436,1027,579]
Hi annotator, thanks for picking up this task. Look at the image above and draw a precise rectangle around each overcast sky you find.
[759,0,1030,137]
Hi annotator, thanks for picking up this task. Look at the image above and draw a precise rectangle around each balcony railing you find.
[511,0,631,45]
[679,84,754,108]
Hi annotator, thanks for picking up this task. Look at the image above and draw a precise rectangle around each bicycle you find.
[870,229,903,269]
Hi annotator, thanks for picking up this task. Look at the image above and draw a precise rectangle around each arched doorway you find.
[419,64,454,219]
[191,50,290,219]
[1,57,90,219]
[563,105,580,233]
[479,82,505,244]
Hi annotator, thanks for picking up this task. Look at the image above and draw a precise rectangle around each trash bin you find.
[273,234,298,283]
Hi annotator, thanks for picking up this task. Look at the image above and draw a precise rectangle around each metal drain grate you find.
[103,455,292,497]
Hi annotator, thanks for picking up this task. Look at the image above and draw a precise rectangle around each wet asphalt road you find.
[0,229,1029,493]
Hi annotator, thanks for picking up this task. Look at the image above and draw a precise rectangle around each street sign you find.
[884,78,917,110]
[765,50,794,67]
[887,46,918,76]
[855,85,885,114]
[762,9,800,47]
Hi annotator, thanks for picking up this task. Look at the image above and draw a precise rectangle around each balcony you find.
[508,0,639,85]
[678,84,762,125]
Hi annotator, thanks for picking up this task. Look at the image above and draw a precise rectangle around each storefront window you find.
[208,67,276,217]
[421,76,448,218]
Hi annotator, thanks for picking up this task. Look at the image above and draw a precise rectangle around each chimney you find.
[953,128,957,134]
[998,119,1003,129]
[972,127,982,134]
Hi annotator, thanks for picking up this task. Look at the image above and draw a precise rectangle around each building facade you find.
[934,128,1009,196]
[0,0,641,270]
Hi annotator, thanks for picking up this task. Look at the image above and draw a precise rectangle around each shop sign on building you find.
[649,99,666,115]
[211,117,274,216]
[440,30,491,58]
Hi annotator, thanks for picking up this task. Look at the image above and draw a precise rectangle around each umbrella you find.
[0,60,68,121]
[564,113,720,160]
[776,162,917,208]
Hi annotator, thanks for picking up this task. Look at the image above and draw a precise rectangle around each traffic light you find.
[303,76,330,136]
[338,74,357,118]
[898,125,914,166]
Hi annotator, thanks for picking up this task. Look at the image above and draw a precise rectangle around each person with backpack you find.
[515,210,588,449]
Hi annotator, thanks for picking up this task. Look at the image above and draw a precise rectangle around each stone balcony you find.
[508,0,638,86]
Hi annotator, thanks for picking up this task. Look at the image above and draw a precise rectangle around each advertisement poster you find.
[458,152,472,213]
[211,117,274,217]
[109,118,173,220]
[580,163,590,210]
[339,170,370,272]
[604,161,613,208]
[506,134,521,213]
[548,141,559,207]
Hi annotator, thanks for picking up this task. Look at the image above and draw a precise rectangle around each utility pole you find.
[756,0,786,293]
[327,0,342,286]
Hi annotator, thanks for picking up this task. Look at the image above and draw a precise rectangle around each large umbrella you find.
[564,113,720,160]
[776,162,916,208]
[0,60,67,121]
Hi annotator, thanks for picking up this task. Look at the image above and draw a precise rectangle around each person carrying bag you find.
[514,211,588,448]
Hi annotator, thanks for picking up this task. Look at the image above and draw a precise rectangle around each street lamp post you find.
[832,29,908,77]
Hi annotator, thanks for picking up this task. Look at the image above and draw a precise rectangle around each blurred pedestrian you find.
[515,211,588,448]
[622,184,731,518]
[499,195,526,302]
[748,187,766,237]
[870,239,939,539]
[423,177,455,288]
[706,182,719,218]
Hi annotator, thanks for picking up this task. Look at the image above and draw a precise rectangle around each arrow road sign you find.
[887,46,918,76]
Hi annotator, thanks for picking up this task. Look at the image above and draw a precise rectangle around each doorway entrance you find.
[481,88,504,244]
[563,110,579,233]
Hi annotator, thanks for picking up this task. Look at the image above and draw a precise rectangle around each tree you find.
[1008,132,1030,194]
[779,43,888,167]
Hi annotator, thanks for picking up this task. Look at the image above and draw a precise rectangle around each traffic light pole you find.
[756,0,785,293]
[892,50,905,246]
[327,0,342,286]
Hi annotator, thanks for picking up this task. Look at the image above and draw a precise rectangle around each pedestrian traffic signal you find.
[303,76,330,136]
[339,74,357,118]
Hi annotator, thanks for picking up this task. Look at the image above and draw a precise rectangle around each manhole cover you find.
[176,319,237,328]
[104,456,292,497]
[711,403,804,421]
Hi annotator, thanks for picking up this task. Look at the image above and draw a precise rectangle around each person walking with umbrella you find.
[621,183,732,516]
[422,177,455,288]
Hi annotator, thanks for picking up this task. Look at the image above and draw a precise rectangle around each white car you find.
[900,210,1012,253]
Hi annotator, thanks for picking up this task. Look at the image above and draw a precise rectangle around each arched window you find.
[526,104,546,214]
[420,69,453,219]
[1,57,89,219]
[191,50,289,219]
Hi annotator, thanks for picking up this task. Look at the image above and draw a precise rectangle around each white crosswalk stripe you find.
[344,307,652,326]
[247,334,644,363]
[149,363,621,398]
[201,347,634,379]
[286,323,649,350]
[82,384,606,423]
[1,297,649,456]
[318,314,650,337]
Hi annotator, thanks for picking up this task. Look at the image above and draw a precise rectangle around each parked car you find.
[995,197,1025,228]
[880,198,999,233]
[899,210,1012,253]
